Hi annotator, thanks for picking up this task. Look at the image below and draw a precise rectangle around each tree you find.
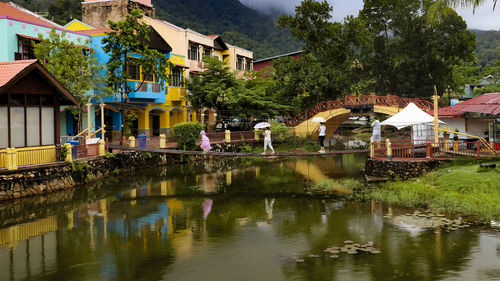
[276,1,372,102]
[34,28,110,134]
[102,9,171,141]
[187,56,289,117]
[359,0,476,96]
[48,0,82,25]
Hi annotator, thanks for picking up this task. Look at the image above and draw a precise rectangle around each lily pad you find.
[329,255,339,259]
[344,240,354,244]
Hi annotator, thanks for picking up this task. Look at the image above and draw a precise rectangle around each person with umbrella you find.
[254,122,275,155]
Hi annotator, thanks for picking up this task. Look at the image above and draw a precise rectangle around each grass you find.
[370,160,500,220]
[250,137,321,153]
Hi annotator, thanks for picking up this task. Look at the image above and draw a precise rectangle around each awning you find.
[17,34,42,42]
[172,63,188,68]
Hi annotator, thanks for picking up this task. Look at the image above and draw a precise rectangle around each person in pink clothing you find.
[200,130,212,152]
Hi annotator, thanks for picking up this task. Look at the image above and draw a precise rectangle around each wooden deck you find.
[108,144,368,157]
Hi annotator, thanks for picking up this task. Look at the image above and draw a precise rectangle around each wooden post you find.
[98,139,105,156]
[5,148,17,170]
[128,136,135,148]
[432,85,439,147]
[386,139,392,160]
[477,140,481,159]
[100,103,106,138]
[254,129,260,141]
[63,143,72,162]
[370,141,374,159]
[159,134,166,149]
[225,130,231,143]
[426,142,431,158]
[86,102,92,141]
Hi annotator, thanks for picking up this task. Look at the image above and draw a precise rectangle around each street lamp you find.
[351,59,363,95]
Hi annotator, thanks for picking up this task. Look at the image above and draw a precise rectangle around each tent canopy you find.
[381,102,444,130]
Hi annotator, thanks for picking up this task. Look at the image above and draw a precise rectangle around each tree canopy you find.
[34,28,110,131]
[274,0,476,102]
[187,57,290,117]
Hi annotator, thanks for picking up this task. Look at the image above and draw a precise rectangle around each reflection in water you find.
[0,157,499,281]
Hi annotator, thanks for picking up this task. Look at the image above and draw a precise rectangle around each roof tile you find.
[0,60,37,88]
[0,2,60,28]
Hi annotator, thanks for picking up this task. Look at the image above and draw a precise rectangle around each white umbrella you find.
[254,122,271,129]
[311,117,326,123]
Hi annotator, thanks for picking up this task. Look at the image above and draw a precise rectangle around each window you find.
[10,107,25,147]
[170,68,183,87]
[189,44,199,61]
[245,59,252,71]
[26,108,40,146]
[236,56,243,71]
[21,44,35,60]
[41,107,55,145]
[127,63,141,80]
[203,47,211,58]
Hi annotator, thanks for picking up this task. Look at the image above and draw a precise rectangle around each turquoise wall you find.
[0,18,89,61]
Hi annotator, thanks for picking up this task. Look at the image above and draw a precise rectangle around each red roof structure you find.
[0,60,78,105]
[0,59,37,88]
[0,2,60,28]
[434,93,500,118]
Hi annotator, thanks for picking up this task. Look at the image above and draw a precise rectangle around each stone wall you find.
[82,0,155,28]
[0,151,193,201]
[365,159,449,180]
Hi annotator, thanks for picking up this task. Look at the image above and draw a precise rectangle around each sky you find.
[239,0,500,30]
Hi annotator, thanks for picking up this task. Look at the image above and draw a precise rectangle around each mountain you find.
[8,0,302,59]
[152,0,302,59]
[472,29,500,67]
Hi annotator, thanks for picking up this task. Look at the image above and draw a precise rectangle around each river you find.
[1,155,499,281]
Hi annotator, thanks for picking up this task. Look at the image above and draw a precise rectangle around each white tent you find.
[381,102,445,143]
[381,102,444,130]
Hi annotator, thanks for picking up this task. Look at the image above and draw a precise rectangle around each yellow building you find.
[66,2,254,136]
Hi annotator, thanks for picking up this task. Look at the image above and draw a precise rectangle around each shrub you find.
[270,121,290,142]
[172,122,204,150]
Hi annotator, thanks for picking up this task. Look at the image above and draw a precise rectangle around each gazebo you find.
[0,60,79,149]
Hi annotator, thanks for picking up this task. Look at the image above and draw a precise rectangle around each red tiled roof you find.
[432,93,500,118]
[78,28,113,35]
[0,2,59,28]
[0,60,37,88]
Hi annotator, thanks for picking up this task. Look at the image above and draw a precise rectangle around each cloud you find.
[239,0,363,20]
[239,0,500,30]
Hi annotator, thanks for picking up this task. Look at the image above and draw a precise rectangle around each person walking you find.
[262,127,275,154]
[200,130,212,152]
[318,122,326,153]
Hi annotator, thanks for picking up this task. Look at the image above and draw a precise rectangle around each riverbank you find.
[368,159,500,220]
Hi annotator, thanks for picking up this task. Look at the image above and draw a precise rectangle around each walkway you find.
[108,144,368,157]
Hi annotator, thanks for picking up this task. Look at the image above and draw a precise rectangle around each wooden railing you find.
[16,145,60,167]
[372,138,497,161]
[439,128,496,156]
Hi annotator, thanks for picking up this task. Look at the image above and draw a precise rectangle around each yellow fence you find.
[0,216,58,248]
[0,145,58,169]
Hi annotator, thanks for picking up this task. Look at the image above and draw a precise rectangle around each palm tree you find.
[427,0,497,25]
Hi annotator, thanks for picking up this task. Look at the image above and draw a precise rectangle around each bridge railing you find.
[287,94,434,127]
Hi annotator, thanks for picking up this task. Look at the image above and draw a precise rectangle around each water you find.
[1,155,500,281]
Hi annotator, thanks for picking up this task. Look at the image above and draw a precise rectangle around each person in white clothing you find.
[262,127,275,154]
[318,122,326,153]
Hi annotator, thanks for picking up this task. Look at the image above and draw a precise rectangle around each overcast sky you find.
[239,0,500,30]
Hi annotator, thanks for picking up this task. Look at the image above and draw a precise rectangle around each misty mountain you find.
[152,0,302,59]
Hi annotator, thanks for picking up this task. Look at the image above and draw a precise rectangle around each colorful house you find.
[63,0,254,140]
[0,2,94,140]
